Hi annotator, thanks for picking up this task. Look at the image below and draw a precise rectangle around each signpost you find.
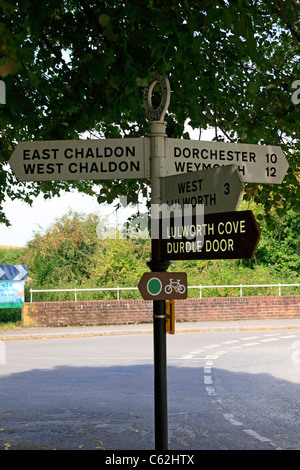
[143,73,173,451]
[165,138,289,184]
[7,71,289,452]
[161,164,244,214]
[0,265,28,281]
[138,272,187,300]
[9,138,150,182]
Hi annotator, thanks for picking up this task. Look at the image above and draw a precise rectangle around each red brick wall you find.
[22,295,300,327]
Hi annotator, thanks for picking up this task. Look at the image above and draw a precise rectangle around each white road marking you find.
[241,336,260,340]
[260,338,279,342]
[179,329,298,450]
[243,429,271,443]
[222,340,240,345]
[279,334,298,339]
[204,375,213,384]
[223,414,243,426]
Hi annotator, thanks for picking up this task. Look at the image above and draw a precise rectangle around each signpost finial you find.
[143,72,170,122]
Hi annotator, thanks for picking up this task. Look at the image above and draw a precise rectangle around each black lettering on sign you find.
[63,146,136,159]
[23,163,63,174]
[153,211,260,260]
[68,161,140,174]
[23,149,59,160]
[178,179,203,193]
[173,147,257,163]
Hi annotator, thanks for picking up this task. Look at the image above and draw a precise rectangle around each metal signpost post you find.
[143,73,172,450]
[140,73,287,450]
[8,72,289,451]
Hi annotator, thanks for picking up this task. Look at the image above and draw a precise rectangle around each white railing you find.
[30,286,138,302]
[190,283,300,298]
[29,283,300,302]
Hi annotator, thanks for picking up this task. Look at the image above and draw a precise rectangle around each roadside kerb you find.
[1,319,300,341]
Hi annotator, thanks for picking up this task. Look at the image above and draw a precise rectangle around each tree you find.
[246,209,300,273]
[21,208,299,299]
[93,234,151,287]
[0,0,299,226]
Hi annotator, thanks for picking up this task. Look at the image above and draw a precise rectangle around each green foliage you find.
[244,210,300,274]
[0,246,26,264]
[21,211,152,300]
[183,261,299,298]
[93,235,151,287]
[0,308,21,324]
[0,206,299,307]
[0,208,293,304]
[0,0,299,228]
[23,211,99,285]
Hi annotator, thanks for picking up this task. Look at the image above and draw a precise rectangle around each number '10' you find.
[266,153,277,177]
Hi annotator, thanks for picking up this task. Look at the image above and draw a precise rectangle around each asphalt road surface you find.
[0,327,299,450]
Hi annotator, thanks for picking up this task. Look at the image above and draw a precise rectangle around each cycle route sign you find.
[138,272,187,300]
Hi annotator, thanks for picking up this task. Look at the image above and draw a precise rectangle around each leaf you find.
[0,58,21,77]
[27,70,39,88]
[136,76,150,87]
[0,0,299,225]
[103,27,115,41]
[248,81,260,95]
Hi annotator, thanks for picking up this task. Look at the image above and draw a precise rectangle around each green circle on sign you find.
[147,277,162,296]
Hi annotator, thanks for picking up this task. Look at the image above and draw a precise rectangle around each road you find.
[0,326,299,450]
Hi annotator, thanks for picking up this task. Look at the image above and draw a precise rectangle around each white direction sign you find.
[161,164,244,214]
[165,138,289,184]
[9,138,150,182]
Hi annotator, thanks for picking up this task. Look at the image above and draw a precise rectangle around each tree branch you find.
[271,2,300,43]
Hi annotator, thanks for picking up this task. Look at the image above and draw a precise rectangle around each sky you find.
[0,126,216,247]
[0,191,112,246]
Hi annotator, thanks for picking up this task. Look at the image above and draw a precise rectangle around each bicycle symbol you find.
[164,278,186,295]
